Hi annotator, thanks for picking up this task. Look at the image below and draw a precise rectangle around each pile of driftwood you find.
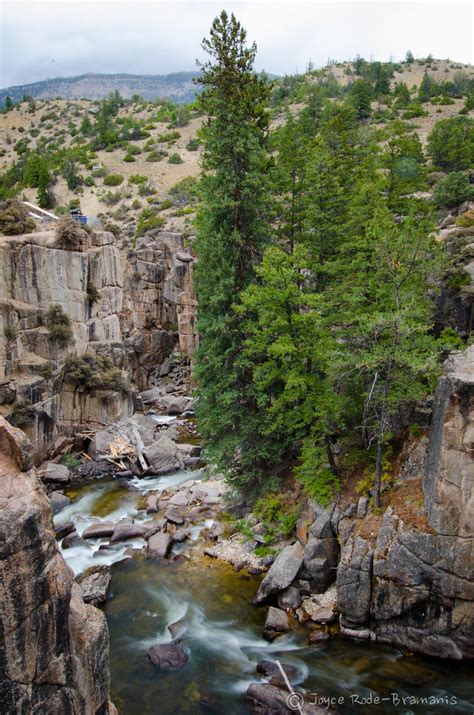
[80,423,150,474]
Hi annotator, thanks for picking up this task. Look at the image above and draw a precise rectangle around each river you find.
[55,459,473,714]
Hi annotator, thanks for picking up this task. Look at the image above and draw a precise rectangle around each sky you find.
[1,0,472,88]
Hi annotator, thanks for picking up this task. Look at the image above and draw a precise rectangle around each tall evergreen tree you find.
[193,11,271,482]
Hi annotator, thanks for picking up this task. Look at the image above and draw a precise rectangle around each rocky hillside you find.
[0,72,199,106]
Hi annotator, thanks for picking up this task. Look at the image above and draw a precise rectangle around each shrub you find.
[102,191,122,206]
[128,174,147,185]
[38,362,53,380]
[92,166,108,178]
[44,304,73,344]
[168,152,183,164]
[103,173,124,186]
[433,172,474,208]
[55,217,86,250]
[157,130,181,143]
[4,325,17,341]
[131,198,142,210]
[123,154,135,162]
[125,144,141,156]
[60,452,81,467]
[8,399,35,428]
[169,176,198,206]
[146,149,166,162]
[84,176,95,186]
[136,207,165,236]
[0,200,36,235]
[86,284,101,303]
[62,354,131,393]
[186,138,200,151]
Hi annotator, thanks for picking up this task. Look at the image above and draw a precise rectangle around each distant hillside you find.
[0,72,199,106]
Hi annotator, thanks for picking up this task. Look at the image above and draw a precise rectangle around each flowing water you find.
[57,472,474,715]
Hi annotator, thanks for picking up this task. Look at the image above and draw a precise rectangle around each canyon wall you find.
[336,346,474,659]
[0,228,197,457]
[0,416,113,713]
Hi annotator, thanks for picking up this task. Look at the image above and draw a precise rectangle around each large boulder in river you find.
[79,565,112,606]
[145,435,180,474]
[302,508,339,593]
[40,461,70,485]
[147,643,188,669]
[254,542,304,605]
[246,683,330,714]
[263,607,290,641]
[147,532,172,559]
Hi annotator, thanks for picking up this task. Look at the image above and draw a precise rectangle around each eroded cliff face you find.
[0,417,112,713]
[0,227,197,456]
[336,347,474,659]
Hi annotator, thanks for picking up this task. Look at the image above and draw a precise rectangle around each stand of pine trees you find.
[194,13,453,505]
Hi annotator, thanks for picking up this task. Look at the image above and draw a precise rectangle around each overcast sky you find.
[1,1,472,88]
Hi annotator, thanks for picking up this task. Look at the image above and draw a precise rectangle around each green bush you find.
[433,172,474,208]
[169,176,198,206]
[157,130,181,143]
[168,152,183,165]
[62,354,131,393]
[146,149,166,162]
[8,399,35,428]
[86,284,101,303]
[84,176,95,186]
[4,325,17,341]
[55,216,86,250]
[136,207,166,236]
[123,154,135,162]
[103,191,122,206]
[128,174,147,185]
[60,452,82,467]
[103,173,124,186]
[45,304,73,344]
[0,200,36,235]
[92,166,108,178]
[186,137,200,151]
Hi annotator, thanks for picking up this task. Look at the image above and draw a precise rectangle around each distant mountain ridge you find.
[0,72,200,106]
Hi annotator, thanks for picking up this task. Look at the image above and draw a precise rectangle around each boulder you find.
[302,510,339,593]
[55,522,75,540]
[254,542,304,604]
[49,491,71,513]
[277,585,302,611]
[88,430,115,459]
[145,436,180,474]
[62,531,86,549]
[256,660,299,687]
[82,522,115,539]
[301,599,335,624]
[147,532,171,559]
[40,461,70,485]
[110,523,148,543]
[145,494,159,513]
[165,507,185,525]
[79,565,112,606]
[147,643,188,669]
[246,683,328,715]
[263,606,290,641]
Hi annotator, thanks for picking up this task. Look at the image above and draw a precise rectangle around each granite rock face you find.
[336,347,474,659]
[0,228,197,456]
[0,417,113,713]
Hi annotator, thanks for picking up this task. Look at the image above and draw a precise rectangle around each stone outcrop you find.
[0,417,113,713]
[0,228,197,457]
[336,347,474,659]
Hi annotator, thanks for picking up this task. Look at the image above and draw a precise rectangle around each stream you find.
[54,447,474,714]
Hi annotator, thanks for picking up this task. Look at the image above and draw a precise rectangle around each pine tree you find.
[418,71,434,102]
[193,11,271,482]
[405,50,415,64]
[349,79,372,119]
[5,96,12,110]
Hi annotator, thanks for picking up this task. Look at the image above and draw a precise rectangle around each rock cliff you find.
[0,416,113,713]
[336,346,474,659]
[0,227,197,457]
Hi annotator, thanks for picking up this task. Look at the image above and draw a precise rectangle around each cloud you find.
[1,1,472,88]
